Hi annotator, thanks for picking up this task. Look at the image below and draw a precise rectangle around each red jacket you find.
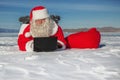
[18,23,67,51]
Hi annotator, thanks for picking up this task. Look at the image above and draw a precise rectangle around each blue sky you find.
[0,0,120,29]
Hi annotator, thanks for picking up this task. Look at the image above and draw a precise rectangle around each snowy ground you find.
[0,32,120,80]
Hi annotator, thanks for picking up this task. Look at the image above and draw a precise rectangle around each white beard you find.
[30,18,55,37]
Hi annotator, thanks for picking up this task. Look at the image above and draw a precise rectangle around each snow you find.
[0,32,120,80]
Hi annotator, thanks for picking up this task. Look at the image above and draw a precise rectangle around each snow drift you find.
[0,32,120,80]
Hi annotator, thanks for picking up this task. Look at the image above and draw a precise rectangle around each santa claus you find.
[18,6,67,51]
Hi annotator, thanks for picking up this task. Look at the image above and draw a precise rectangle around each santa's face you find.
[30,18,55,37]
[35,18,46,26]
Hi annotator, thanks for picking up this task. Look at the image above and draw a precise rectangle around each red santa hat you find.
[30,6,49,21]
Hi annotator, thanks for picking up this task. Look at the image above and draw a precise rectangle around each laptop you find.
[34,37,57,52]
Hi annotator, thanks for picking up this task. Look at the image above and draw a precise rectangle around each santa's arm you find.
[18,24,33,51]
[54,26,67,49]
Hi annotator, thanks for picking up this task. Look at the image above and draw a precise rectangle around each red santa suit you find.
[18,6,66,51]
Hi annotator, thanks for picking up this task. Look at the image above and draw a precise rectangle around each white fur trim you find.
[57,40,66,50]
[26,40,33,52]
[51,21,58,35]
[25,32,31,38]
[32,9,49,20]
[18,24,29,35]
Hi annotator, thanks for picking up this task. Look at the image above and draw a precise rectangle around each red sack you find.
[65,28,101,49]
